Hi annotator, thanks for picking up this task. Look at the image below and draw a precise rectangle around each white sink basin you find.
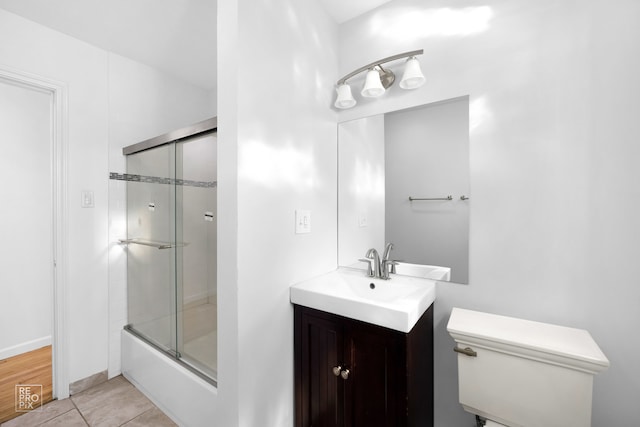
[394,262,451,281]
[290,267,436,333]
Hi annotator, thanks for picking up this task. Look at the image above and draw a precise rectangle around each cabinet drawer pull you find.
[340,368,350,380]
[453,346,477,357]
[332,366,342,377]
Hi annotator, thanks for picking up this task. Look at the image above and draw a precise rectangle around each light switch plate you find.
[81,190,94,208]
[295,210,311,234]
[358,213,368,227]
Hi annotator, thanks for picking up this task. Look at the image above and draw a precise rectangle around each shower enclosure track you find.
[122,117,217,155]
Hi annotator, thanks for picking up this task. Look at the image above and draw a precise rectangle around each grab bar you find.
[409,195,453,201]
[118,238,188,250]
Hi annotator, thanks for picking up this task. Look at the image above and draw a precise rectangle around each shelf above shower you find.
[119,238,189,250]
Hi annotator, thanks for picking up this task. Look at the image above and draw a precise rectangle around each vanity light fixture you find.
[334,49,425,109]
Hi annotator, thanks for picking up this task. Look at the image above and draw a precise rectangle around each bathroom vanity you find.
[291,268,436,427]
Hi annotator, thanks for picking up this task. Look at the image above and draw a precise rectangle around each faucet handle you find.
[387,259,400,274]
[381,259,400,278]
[358,258,375,277]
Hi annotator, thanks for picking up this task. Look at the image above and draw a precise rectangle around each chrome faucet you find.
[382,243,393,263]
[364,248,382,278]
[359,244,396,279]
[380,243,397,279]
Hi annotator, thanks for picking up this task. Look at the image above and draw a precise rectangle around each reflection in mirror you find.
[338,97,470,284]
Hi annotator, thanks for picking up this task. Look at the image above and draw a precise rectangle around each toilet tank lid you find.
[447,308,610,373]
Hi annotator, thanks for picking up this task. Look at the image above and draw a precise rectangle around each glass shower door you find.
[175,133,217,379]
[125,144,178,354]
[123,123,217,383]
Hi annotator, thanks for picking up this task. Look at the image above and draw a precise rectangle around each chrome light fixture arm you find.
[336,49,424,86]
[334,49,425,109]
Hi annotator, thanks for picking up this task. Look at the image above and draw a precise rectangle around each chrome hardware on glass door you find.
[118,238,190,250]
[408,195,470,201]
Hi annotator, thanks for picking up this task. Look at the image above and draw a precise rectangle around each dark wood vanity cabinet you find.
[294,304,434,427]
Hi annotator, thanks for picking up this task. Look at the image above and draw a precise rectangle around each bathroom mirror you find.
[338,97,470,284]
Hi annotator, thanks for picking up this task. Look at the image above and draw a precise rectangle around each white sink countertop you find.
[290,267,436,333]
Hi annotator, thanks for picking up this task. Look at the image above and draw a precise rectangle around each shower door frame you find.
[0,66,70,400]
[122,117,218,385]
[123,117,217,155]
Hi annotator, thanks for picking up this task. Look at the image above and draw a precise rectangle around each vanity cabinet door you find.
[295,304,433,427]
[295,306,345,427]
[343,322,405,427]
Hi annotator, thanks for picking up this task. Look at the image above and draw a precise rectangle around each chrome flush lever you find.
[453,346,477,357]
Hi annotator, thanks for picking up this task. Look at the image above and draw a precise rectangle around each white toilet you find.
[447,308,609,427]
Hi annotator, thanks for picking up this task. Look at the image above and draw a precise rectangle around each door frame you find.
[0,66,69,399]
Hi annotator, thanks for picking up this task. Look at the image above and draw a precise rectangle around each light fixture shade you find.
[399,57,425,90]
[334,84,356,109]
[361,68,385,98]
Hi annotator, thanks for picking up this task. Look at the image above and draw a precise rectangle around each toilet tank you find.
[447,308,609,427]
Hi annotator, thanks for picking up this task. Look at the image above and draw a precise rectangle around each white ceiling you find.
[0,0,389,90]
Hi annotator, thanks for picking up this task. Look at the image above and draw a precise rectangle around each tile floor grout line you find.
[118,407,154,427]
[35,408,80,427]
[69,396,90,426]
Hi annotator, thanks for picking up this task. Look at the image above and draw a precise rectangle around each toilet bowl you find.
[447,308,609,427]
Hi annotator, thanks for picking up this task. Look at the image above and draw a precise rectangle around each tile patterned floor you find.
[0,376,176,427]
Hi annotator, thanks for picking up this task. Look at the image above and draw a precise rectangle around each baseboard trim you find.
[0,336,52,361]
[69,370,108,395]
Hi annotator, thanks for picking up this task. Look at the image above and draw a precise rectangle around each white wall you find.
[0,80,52,359]
[217,0,338,424]
[339,0,640,425]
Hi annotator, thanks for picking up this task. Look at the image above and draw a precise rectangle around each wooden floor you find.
[0,346,52,424]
